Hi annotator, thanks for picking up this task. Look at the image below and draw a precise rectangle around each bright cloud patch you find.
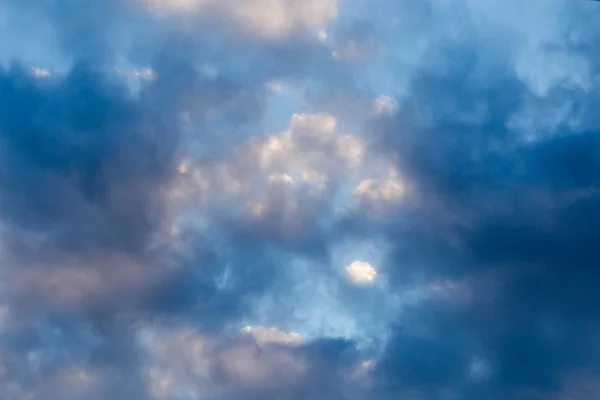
[241,325,304,346]
[354,176,404,205]
[30,67,51,78]
[345,261,377,284]
[146,0,338,38]
[169,111,399,231]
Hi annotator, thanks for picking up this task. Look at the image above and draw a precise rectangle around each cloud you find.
[140,325,305,399]
[363,1,600,398]
[169,111,402,237]
[345,260,377,284]
[137,322,367,400]
[145,0,338,39]
[30,67,51,78]
[241,325,304,346]
[3,0,600,399]
[372,95,398,116]
[353,177,404,205]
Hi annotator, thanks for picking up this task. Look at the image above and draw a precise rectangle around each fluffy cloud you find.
[170,111,403,234]
[345,260,377,284]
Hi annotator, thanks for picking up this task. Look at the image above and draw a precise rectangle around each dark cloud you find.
[0,54,298,338]
[0,63,173,253]
[363,4,600,398]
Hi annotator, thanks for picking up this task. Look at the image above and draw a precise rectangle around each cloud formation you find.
[2,0,600,399]
[146,0,337,39]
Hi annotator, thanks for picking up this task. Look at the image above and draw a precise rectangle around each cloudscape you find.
[1,0,600,399]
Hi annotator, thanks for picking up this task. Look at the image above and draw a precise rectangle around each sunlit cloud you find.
[345,261,377,284]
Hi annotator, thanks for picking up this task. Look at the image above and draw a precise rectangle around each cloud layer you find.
[2,0,600,399]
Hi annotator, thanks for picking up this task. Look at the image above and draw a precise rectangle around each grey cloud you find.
[362,2,600,399]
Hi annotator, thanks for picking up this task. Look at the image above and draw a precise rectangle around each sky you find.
[1,0,600,399]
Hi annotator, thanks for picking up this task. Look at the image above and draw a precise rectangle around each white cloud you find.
[268,173,294,184]
[30,67,50,78]
[345,261,377,284]
[146,0,338,39]
[169,112,370,227]
[163,109,410,247]
[241,325,304,346]
[354,177,404,204]
[134,67,155,79]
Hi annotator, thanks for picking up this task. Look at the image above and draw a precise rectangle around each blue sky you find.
[1,0,600,399]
